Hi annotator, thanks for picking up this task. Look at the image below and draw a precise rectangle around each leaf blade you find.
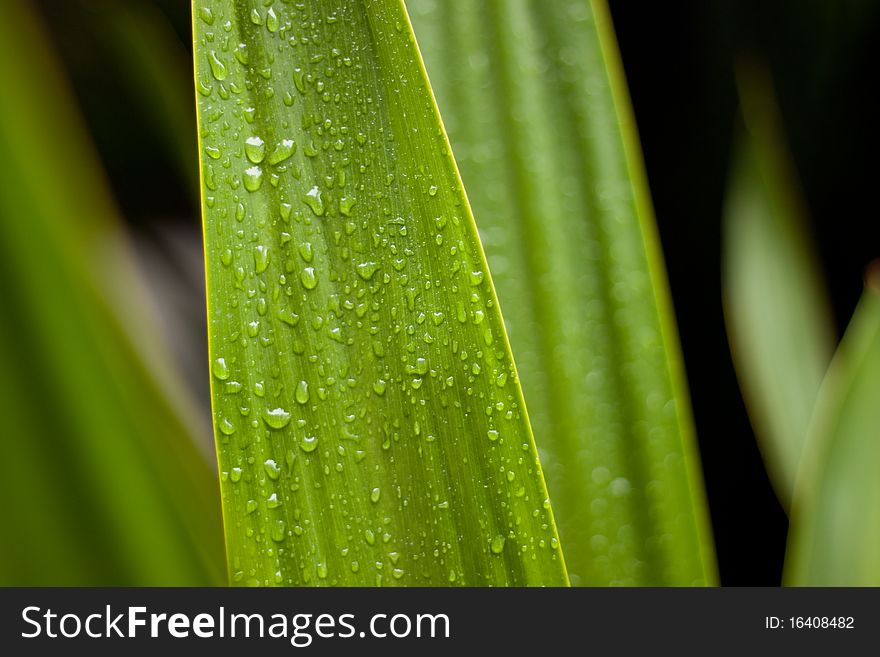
[785,282,880,585]
[722,63,836,506]
[409,0,716,585]
[195,0,567,586]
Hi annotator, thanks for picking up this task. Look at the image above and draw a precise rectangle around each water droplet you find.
[212,357,230,380]
[268,139,296,165]
[219,417,236,435]
[199,7,215,25]
[205,145,221,160]
[263,407,291,429]
[243,166,263,192]
[300,267,318,289]
[487,429,499,441]
[490,535,506,554]
[469,270,485,286]
[234,43,249,66]
[356,261,380,280]
[339,196,356,216]
[264,459,281,480]
[277,307,300,326]
[428,184,438,196]
[266,7,279,32]
[302,186,325,216]
[372,379,387,396]
[254,245,270,273]
[299,435,318,453]
[245,136,266,163]
[370,487,381,503]
[208,51,228,80]
[271,519,287,542]
[230,467,242,482]
[295,380,310,404]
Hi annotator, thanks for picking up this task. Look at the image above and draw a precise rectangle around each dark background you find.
[37,0,880,584]
[610,0,880,584]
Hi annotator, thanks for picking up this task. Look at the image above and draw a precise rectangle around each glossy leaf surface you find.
[194,0,568,586]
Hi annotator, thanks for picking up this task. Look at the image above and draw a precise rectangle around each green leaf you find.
[0,0,224,585]
[408,0,715,584]
[784,280,880,585]
[194,0,568,586]
[722,63,835,506]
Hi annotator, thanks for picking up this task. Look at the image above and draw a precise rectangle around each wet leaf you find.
[194,0,568,586]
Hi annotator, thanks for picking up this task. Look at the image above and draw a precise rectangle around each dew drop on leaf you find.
[208,51,228,80]
[263,407,291,429]
[267,139,296,165]
[266,7,279,32]
[264,459,281,480]
[254,245,270,273]
[356,261,380,280]
[300,267,318,290]
[212,357,230,380]
[244,136,266,163]
[339,196,356,216]
[295,380,310,404]
[302,185,325,216]
[271,519,287,542]
[243,166,264,192]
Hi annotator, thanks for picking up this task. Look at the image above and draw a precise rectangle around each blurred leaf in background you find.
[722,62,836,508]
[0,0,223,585]
[408,0,715,585]
[785,277,880,585]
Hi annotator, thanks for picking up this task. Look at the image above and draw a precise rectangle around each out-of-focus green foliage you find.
[97,0,200,196]
[723,64,835,507]
[408,0,716,585]
[0,0,224,585]
[785,282,880,585]
[194,0,568,586]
